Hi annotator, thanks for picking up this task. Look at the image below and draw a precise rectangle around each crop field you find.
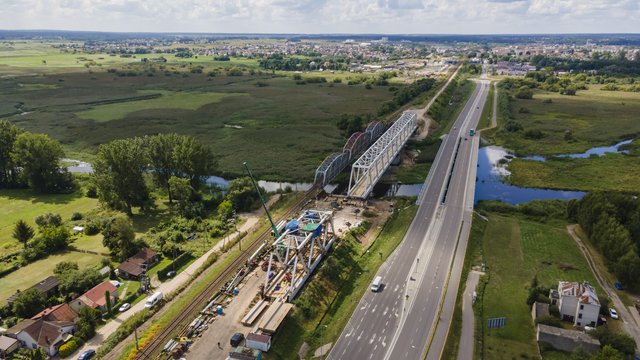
[0,251,104,303]
[1,46,396,180]
[0,189,98,256]
[495,85,640,156]
[480,215,599,359]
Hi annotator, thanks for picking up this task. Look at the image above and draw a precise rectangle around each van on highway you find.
[145,291,163,309]
[371,276,383,292]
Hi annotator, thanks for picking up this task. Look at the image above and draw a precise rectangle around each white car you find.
[118,303,131,312]
[609,308,619,319]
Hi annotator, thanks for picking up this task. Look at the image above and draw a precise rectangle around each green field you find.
[1,61,395,180]
[493,85,640,156]
[508,153,640,192]
[479,214,600,359]
[0,251,104,303]
[75,90,246,122]
[0,189,98,256]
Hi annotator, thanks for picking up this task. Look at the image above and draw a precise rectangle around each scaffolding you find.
[263,209,335,302]
[348,111,417,198]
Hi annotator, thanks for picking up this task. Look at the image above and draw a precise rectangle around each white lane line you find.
[369,333,377,344]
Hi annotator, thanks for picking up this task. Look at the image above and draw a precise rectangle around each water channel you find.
[66,139,632,205]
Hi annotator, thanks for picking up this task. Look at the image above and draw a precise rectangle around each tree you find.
[169,176,197,218]
[105,290,112,315]
[102,215,138,261]
[173,135,215,188]
[35,212,63,229]
[76,307,101,340]
[590,345,624,360]
[514,86,533,99]
[58,268,102,298]
[12,219,35,249]
[39,226,70,251]
[225,177,263,212]
[16,348,47,360]
[11,132,72,193]
[0,120,20,187]
[93,138,149,215]
[217,199,234,220]
[146,133,181,202]
[54,261,79,275]
[12,288,46,318]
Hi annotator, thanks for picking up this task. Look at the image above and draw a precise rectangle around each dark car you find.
[166,270,177,278]
[614,282,624,290]
[78,349,96,360]
[230,332,245,347]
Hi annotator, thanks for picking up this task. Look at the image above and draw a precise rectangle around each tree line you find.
[530,54,640,76]
[92,133,214,215]
[0,120,74,193]
[568,192,640,288]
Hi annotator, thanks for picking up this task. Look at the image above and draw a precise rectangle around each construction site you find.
[143,111,417,360]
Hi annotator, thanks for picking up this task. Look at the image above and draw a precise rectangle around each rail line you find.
[135,186,321,359]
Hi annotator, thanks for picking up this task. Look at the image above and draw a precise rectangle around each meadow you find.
[479,214,600,359]
[0,189,98,255]
[1,49,396,181]
[0,251,104,303]
[494,85,640,156]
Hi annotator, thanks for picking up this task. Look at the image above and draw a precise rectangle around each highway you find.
[328,74,490,360]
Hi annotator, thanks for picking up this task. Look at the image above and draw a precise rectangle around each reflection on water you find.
[475,146,586,205]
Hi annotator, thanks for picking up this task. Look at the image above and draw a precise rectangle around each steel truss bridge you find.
[348,111,417,198]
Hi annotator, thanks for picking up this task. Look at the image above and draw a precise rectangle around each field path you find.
[567,224,640,355]
[413,65,460,140]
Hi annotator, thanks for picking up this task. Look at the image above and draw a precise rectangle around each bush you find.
[505,121,523,132]
[58,338,80,358]
[71,212,83,221]
[535,315,562,328]
[523,129,545,139]
[514,86,533,99]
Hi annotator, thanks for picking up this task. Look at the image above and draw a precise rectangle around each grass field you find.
[508,153,640,192]
[0,251,104,303]
[70,234,109,254]
[2,66,394,180]
[75,90,246,122]
[0,189,98,256]
[493,85,640,156]
[479,214,600,359]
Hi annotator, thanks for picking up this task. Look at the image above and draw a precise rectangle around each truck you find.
[145,291,163,308]
[469,128,476,137]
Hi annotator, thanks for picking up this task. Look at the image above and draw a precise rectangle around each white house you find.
[6,317,75,356]
[557,281,600,328]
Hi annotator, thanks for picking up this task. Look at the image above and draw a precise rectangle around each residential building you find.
[31,303,78,323]
[7,276,59,306]
[5,317,75,356]
[557,281,600,327]
[117,248,159,280]
[70,281,118,313]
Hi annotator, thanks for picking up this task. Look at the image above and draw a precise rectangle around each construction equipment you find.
[243,161,280,238]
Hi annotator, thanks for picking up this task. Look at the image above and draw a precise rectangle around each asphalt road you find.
[328,77,490,360]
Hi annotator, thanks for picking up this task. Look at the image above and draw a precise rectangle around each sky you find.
[1,0,639,34]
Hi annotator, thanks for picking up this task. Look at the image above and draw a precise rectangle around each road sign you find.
[487,317,506,329]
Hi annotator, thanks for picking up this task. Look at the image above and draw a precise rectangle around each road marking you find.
[372,305,378,313]
[383,307,389,316]
[382,336,387,347]
[357,330,363,342]
[369,333,376,344]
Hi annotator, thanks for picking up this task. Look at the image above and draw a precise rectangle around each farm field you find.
[1,48,397,180]
[0,189,98,256]
[0,251,104,304]
[479,214,600,359]
[492,85,640,156]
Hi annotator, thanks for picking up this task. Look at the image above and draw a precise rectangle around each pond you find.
[475,146,586,205]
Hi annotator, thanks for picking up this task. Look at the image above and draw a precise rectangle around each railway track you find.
[134,186,320,359]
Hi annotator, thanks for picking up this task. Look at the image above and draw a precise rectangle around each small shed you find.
[72,226,85,234]
[246,333,271,352]
[0,335,19,358]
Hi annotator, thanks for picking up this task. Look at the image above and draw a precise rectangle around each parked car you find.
[614,282,624,290]
[78,349,95,360]
[230,332,245,347]
[584,326,596,332]
[166,270,177,278]
[118,303,131,312]
[609,308,619,319]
